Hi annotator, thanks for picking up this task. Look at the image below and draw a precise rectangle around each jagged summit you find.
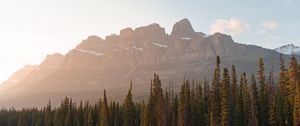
[170,18,195,38]
[209,32,234,43]
[274,44,300,55]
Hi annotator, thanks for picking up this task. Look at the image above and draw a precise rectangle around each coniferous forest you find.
[1,54,300,126]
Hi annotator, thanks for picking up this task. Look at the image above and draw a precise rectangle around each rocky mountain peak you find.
[120,27,134,37]
[40,53,64,68]
[170,18,195,38]
[209,32,234,43]
[76,35,104,50]
[274,44,300,55]
[133,23,167,43]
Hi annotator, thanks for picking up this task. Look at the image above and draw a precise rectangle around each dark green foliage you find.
[258,57,269,126]
[123,81,134,126]
[178,80,191,126]
[210,56,221,126]
[220,68,230,126]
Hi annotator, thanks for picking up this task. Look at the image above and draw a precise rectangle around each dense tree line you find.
[1,54,300,126]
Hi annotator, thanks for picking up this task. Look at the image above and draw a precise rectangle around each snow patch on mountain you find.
[274,44,300,55]
[180,37,192,40]
[133,46,143,51]
[153,43,168,48]
[75,49,104,56]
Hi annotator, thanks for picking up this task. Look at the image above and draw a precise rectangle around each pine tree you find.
[172,94,179,126]
[165,83,175,126]
[230,65,238,125]
[148,73,166,126]
[294,81,300,125]
[87,109,94,126]
[124,81,134,126]
[140,101,149,126]
[100,90,110,126]
[267,68,275,101]
[44,100,53,126]
[178,80,191,126]
[269,93,277,126]
[64,110,73,126]
[279,54,288,95]
[241,73,250,125]
[210,56,221,126]
[250,74,259,126]
[53,109,62,126]
[288,56,298,103]
[220,68,230,126]
[277,54,290,126]
[203,78,210,126]
[258,57,269,126]
[193,81,205,125]
[148,79,154,126]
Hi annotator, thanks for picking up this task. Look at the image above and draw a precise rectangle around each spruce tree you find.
[124,81,134,126]
[100,90,110,126]
[178,80,191,126]
[220,68,230,126]
[258,57,269,126]
[269,93,277,126]
[173,94,179,126]
[230,65,238,125]
[277,54,290,126]
[241,73,250,126]
[148,73,166,126]
[210,56,221,126]
[288,56,298,103]
[279,54,288,95]
[140,101,149,126]
[87,109,94,126]
[250,74,259,126]
[294,81,300,125]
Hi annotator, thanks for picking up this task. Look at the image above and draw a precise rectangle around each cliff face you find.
[0,18,289,108]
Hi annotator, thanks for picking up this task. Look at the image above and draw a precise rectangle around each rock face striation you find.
[0,18,291,108]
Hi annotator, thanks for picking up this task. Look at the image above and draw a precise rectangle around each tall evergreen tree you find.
[87,109,94,126]
[279,54,288,94]
[250,74,259,126]
[294,81,300,125]
[277,54,290,126]
[220,68,230,126]
[230,65,238,126]
[269,93,277,126]
[140,101,149,126]
[258,57,269,126]
[100,90,110,126]
[148,73,166,126]
[241,73,250,126]
[210,56,221,126]
[123,81,134,126]
[178,80,191,126]
[173,94,179,126]
[288,56,298,103]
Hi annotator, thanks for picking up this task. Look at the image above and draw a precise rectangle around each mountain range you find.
[0,18,294,108]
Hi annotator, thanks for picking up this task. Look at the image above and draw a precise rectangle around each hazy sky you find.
[0,0,299,82]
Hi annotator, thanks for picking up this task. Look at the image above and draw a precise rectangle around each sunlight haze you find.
[0,0,299,82]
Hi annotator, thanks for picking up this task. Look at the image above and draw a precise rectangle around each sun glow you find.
[0,29,63,82]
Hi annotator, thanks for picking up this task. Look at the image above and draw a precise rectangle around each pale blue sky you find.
[0,0,299,82]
